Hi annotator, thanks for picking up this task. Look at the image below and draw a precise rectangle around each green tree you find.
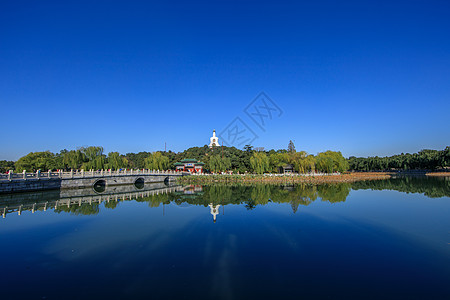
[269,152,290,173]
[288,140,296,153]
[144,152,170,170]
[316,151,348,173]
[289,151,308,173]
[62,149,85,170]
[348,147,449,171]
[305,155,316,173]
[250,152,269,174]
[244,144,253,153]
[15,151,56,172]
[107,152,129,170]
[208,155,231,173]
[0,160,15,173]
[80,146,106,170]
[125,151,150,169]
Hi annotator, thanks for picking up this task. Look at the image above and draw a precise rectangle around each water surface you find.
[0,177,449,299]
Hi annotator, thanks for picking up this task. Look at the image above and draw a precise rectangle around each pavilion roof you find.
[174,159,205,166]
[181,159,199,163]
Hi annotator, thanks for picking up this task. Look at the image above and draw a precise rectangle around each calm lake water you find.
[0,177,449,300]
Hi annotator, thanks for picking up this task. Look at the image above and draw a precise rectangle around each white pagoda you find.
[209,129,220,148]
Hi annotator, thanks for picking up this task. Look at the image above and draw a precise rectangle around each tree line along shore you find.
[0,142,448,175]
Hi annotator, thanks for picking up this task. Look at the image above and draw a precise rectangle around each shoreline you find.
[179,172,392,184]
[425,172,450,177]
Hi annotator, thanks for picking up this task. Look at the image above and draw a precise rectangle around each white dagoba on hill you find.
[209,129,220,148]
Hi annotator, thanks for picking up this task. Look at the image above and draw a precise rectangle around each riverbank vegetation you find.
[178,172,391,184]
[348,147,450,171]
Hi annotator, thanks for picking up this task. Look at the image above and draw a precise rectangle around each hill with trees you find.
[2,143,448,174]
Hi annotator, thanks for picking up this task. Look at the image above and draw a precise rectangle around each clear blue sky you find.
[1,0,449,161]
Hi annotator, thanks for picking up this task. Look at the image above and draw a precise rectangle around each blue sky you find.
[1,0,449,160]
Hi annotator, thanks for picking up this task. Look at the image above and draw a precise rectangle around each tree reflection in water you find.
[2,176,448,217]
[65,176,450,216]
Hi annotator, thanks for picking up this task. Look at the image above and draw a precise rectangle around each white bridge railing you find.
[1,185,183,218]
[0,169,181,181]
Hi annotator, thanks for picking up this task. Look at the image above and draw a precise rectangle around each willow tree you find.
[250,152,269,174]
[289,151,308,173]
[269,152,289,173]
[80,146,106,170]
[62,149,85,170]
[316,151,348,173]
[15,151,56,172]
[144,152,170,170]
[107,152,129,170]
[208,155,231,173]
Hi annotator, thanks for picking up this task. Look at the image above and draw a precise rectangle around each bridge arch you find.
[134,177,145,189]
[164,176,170,185]
[93,179,106,193]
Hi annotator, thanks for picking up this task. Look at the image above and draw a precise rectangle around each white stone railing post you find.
[36,170,40,179]
[130,169,133,175]
[101,169,104,176]
[8,170,12,181]
[59,170,62,178]
[23,170,27,180]
[48,170,51,179]
[81,169,84,178]
[71,169,74,178]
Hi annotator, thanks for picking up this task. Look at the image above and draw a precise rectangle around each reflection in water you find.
[209,203,221,223]
[352,175,450,198]
[0,182,181,218]
[0,176,449,300]
[1,176,448,219]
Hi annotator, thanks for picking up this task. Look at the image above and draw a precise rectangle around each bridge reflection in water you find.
[0,181,183,218]
[0,181,352,221]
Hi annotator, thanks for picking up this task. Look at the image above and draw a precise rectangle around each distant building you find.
[209,129,220,148]
[174,159,205,173]
[279,164,294,174]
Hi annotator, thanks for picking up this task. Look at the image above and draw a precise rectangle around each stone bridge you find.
[0,182,184,218]
[0,169,186,193]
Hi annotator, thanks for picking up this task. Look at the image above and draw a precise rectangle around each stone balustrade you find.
[0,169,180,181]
